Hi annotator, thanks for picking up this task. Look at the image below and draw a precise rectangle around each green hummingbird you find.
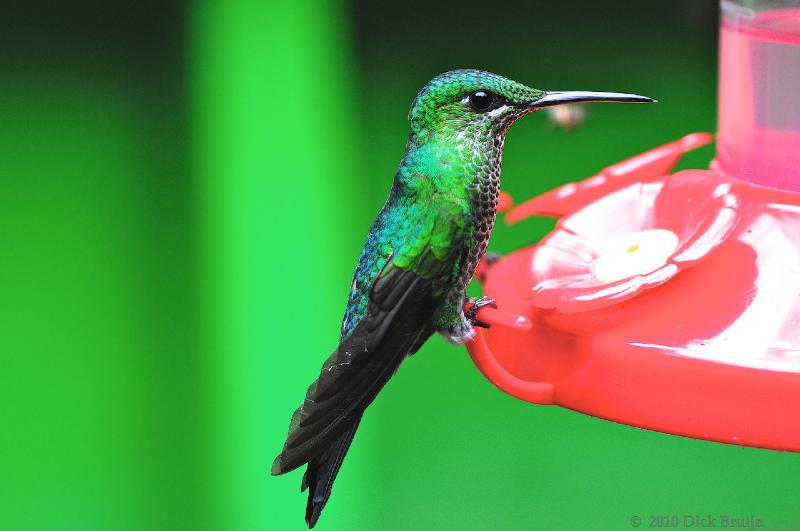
[272,69,653,527]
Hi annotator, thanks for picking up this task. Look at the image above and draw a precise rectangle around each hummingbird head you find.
[408,69,654,141]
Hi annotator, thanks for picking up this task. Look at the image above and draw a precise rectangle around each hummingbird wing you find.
[273,208,468,527]
[271,260,439,477]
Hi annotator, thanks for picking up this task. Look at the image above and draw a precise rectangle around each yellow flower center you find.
[592,229,680,283]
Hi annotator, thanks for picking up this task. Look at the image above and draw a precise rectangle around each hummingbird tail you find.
[272,266,438,527]
[302,417,363,528]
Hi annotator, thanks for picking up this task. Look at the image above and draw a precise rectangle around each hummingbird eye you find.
[468,90,496,112]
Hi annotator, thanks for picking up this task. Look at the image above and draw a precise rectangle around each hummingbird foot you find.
[465,296,497,329]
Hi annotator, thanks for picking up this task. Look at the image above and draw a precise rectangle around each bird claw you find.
[466,296,497,329]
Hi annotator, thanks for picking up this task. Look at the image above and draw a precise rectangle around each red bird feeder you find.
[466,0,800,454]
[470,133,800,451]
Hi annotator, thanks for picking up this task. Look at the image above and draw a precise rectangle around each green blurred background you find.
[2,0,798,529]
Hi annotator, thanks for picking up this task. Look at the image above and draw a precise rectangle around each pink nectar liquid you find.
[717,4,800,191]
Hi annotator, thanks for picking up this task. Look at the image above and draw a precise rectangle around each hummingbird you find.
[271,69,653,527]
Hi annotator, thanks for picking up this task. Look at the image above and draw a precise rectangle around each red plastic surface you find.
[469,134,800,452]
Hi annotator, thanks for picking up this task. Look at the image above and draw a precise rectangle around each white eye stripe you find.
[486,105,509,117]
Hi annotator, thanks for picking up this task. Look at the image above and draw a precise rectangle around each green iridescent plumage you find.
[343,70,544,341]
[272,69,653,528]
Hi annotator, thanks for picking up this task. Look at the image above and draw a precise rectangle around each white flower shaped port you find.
[592,229,680,283]
[527,170,741,313]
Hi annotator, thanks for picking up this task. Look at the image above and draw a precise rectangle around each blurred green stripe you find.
[190,1,365,529]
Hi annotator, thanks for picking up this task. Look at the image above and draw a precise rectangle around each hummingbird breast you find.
[455,134,504,296]
[342,130,505,340]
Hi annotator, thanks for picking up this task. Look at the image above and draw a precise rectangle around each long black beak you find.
[528,91,655,109]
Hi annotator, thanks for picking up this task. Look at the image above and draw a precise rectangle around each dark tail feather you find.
[302,416,362,528]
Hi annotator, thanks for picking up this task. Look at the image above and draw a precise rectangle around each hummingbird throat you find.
[405,125,506,210]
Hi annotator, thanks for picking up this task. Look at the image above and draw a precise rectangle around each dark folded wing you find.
[271,262,439,475]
